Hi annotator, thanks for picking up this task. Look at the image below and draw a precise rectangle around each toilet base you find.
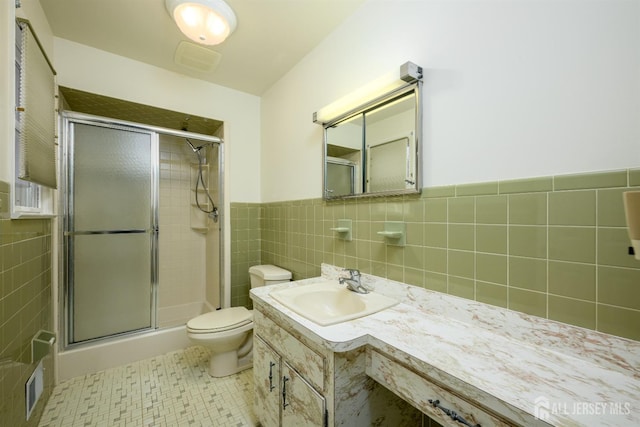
[209,350,253,377]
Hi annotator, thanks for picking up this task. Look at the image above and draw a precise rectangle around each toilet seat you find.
[187,307,253,334]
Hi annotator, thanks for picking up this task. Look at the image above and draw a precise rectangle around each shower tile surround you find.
[0,181,54,426]
[158,136,211,327]
[232,167,640,342]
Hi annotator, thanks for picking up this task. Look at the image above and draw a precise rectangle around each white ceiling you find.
[39,0,365,96]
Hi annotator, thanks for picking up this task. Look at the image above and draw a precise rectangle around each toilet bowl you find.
[186,264,291,377]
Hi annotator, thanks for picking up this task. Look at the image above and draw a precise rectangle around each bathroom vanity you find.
[250,264,640,426]
[253,301,420,426]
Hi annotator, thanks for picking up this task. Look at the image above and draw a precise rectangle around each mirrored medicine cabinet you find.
[320,80,423,200]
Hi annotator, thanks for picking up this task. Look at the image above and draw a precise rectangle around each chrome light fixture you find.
[165,0,237,46]
[313,61,423,125]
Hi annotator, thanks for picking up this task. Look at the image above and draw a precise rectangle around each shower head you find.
[185,138,214,153]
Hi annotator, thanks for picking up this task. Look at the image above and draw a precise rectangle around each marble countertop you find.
[250,264,640,426]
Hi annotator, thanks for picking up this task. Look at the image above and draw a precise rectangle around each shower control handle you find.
[209,207,219,223]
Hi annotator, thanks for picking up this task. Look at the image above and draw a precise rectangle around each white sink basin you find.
[270,280,398,326]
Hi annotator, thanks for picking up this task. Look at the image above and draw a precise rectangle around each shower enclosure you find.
[61,112,223,347]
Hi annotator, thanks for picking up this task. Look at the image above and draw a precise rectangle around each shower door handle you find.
[65,229,153,236]
[65,228,160,238]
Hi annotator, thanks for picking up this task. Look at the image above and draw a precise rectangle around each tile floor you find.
[38,346,257,427]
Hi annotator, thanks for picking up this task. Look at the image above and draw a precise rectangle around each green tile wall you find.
[0,182,54,426]
[231,168,640,341]
[230,203,262,308]
[260,199,323,280]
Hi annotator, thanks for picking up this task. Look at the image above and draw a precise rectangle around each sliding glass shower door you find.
[64,114,158,344]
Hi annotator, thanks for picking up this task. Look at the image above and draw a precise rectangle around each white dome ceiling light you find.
[165,0,237,46]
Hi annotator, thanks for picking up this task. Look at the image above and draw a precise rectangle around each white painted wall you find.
[261,0,640,202]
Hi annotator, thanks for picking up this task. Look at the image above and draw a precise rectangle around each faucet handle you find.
[340,268,370,294]
[343,268,360,279]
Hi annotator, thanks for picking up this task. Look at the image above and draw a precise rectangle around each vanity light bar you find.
[313,61,423,125]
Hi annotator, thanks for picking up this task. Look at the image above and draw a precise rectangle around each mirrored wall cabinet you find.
[315,62,423,200]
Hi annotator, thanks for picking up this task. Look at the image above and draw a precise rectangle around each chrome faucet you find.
[339,269,370,294]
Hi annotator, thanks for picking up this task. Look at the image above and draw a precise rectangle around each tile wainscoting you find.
[232,168,640,341]
[230,203,262,308]
[0,181,54,426]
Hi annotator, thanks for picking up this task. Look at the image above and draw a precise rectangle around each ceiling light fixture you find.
[165,0,237,46]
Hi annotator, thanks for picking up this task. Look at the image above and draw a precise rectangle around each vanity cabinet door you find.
[254,335,281,427]
[281,361,326,427]
[254,310,325,390]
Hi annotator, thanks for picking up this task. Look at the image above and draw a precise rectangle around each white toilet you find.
[186,264,292,377]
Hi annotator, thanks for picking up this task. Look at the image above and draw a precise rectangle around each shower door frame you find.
[61,111,224,349]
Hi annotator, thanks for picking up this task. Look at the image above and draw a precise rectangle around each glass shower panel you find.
[66,118,157,344]
[73,233,151,341]
[73,123,152,231]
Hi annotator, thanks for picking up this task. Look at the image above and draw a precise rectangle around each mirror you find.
[323,82,422,199]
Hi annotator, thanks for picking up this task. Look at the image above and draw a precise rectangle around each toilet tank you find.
[249,265,292,288]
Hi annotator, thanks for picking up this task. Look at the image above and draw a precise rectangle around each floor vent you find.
[25,360,44,420]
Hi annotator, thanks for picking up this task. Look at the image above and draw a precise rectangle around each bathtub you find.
[57,301,214,382]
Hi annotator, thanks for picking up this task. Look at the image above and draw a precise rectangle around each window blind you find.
[17,19,57,189]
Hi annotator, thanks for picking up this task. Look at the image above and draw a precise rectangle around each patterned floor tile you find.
[38,346,257,427]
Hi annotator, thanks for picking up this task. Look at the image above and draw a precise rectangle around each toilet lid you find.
[249,264,292,281]
[187,307,253,333]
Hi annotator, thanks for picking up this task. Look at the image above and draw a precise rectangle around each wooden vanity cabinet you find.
[253,308,422,427]
[254,312,327,427]
[254,336,281,427]
[281,361,326,426]
[366,349,521,427]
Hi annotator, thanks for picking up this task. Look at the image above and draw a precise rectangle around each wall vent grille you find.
[25,360,44,420]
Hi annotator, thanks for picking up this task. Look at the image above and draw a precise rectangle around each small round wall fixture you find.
[165,0,237,46]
